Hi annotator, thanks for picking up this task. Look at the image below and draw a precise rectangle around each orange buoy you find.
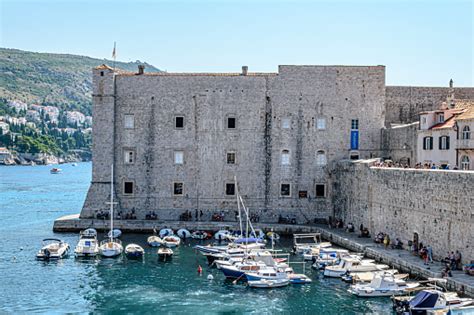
[197,265,203,274]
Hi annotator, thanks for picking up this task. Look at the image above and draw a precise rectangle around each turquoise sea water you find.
[0,163,393,314]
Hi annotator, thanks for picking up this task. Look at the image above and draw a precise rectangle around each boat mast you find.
[110,164,114,241]
[234,176,243,237]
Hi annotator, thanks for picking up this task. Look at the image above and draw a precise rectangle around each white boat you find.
[50,167,62,174]
[177,228,191,239]
[74,228,99,257]
[393,289,474,314]
[250,229,266,240]
[36,238,70,260]
[348,273,419,297]
[159,228,174,238]
[147,235,163,247]
[324,257,388,278]
[107,228,122,239]
[293,233,332,254]
[162,235,181,248]
[99,165,123,258]
[192,230,209,240]
[288,273,312,284]
[245,267,289,282]
[248,278,290,288]
[214,230,231,241]
[158,247,173,260]
[125,244,144,259]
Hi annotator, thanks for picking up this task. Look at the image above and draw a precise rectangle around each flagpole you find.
[112,41,116,72]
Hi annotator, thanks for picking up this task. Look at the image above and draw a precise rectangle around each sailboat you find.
[99,165,124,258]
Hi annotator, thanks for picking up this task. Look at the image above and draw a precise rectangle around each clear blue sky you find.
[1,0,473,86]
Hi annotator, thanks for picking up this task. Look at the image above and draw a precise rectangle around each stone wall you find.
[333,160,474,263]
[381,122,418,165]
[385,86,474,125]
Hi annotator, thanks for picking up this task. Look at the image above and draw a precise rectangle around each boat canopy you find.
[409,290,440,308]
[234,237,263,244]
[42,238,62,242]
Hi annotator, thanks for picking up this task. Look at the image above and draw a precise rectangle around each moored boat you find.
[163,235,181,248]
[177,228,191,239]
[192,230,209,240]
[147,235,163,247]
[107,228,122,239]
[324,257,388,278]
[348,273,419,297]
[74,228,99,257]
[248,278,290,288]
[214,230,231,241]
[158,247,174,260]
[50,168,62,174]
[36,238,70,260]
[125,244,145,259]
[159,228,174,238]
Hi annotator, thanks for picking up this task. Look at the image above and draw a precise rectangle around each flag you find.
[112,42,116,59]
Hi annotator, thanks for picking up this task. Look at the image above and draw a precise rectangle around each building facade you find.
[81,64,386,222]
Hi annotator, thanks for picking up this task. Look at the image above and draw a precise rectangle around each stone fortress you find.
[79,64,474,262]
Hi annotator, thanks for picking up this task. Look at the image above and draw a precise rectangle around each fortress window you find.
[100,71,104,77]
[174,151,184,164]
[298,191,307,198]
[315,184,326,198]
[124,181,134,195]
[227,152,236,164]
[351,119,359,130]
[226,183,235,196]
[439,136,450,150]
[280,184,291,197]
[281,150,290,165]
[124,114,134,129]
[175,116,184,129]
[462,126,470,140]
[124,149,135,164]
[227,117,236,129]
[173,182,184,195]
[423,137,433,150]
[316,150,327,166]
[437,114,444,123]
[281,118,291,129]
[317,118,326,130]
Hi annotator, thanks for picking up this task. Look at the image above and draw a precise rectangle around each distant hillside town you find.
[0,98,92,165]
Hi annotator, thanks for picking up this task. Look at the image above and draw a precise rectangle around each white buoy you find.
[207,274,214,281]
[19,247,24,251]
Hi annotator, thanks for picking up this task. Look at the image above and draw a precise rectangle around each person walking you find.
[383,234,390,249]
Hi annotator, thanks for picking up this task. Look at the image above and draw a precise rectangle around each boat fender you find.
[197,265,203,274]
[207,275,214,281]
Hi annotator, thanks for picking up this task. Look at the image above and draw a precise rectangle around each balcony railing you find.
[457,139,474,149]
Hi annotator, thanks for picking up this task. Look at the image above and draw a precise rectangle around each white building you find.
[66,111,86,126]
[7,100,27,113]
[0,121,9,134]
[417,100,474,169]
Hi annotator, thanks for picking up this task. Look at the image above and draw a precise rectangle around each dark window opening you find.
[351,119,359,130]
[227,152,236,164]
[315,184,325,198]
[175,116,184,129]
[227,117,236,129]
[299,191,308,198]
[281,184,290,197]
[174,182,183,195]
[350,153,359,160]
[124,182,134,195]
[226,183,235,195]
[100,71,104,77]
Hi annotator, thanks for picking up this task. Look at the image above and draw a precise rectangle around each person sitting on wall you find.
[361,228,370,238]
[346,222,355,233]
[391,238,403,250]
[442,264,452,278]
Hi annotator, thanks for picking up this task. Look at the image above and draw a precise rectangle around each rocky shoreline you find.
[0,151,91,166]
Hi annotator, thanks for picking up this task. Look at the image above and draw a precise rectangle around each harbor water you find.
[0,163,393,314]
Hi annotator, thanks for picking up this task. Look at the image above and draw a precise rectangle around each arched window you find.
[461,156,470,170]
[462,126,470,140]
[281,150,290,165]
[316,150,327,166]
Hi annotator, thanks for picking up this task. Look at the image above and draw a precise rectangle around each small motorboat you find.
[75,228,99,257]
[392,289,474,314]
[50,168,62,174]
[107,229,122,239]
[177,228,191,239]
[158,247,173,260]
[192,231,209,240]
[162,235,181,248]
[248,278,290,288]
[159,228,174,238]
[125,244,145,259]
[288,273,312,284]
[214,230,231,241]
[348,273,419,297]
[147,235,163,247]
[36,238,70,260]
[324,257,388,278]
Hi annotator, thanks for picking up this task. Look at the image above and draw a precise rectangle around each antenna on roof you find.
[111,41,116,72]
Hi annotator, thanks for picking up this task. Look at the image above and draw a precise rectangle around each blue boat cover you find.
[233,238,263,244]
[410,291,439,308]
